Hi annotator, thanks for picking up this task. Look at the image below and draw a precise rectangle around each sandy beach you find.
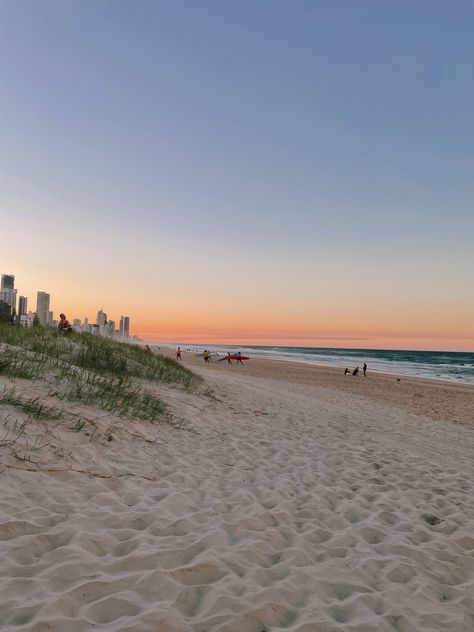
[1,349,474,631]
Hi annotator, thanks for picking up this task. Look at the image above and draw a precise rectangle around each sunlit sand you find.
[1,345,473,631]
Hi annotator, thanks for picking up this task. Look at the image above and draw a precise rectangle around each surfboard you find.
[227,355,250,361]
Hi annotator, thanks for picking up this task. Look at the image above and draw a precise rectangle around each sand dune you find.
[1,354,474,631]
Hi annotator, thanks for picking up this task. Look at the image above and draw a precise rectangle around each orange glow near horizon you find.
[136,329,474,352]
[2,214,473,353]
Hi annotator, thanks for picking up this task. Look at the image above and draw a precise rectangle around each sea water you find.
[169,344,474,385]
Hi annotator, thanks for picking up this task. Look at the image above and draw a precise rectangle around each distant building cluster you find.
[0,273,137,342]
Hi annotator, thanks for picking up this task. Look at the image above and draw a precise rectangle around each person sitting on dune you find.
[58,313,71,334]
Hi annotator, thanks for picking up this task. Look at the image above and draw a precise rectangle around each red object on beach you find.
[228,355,250,361]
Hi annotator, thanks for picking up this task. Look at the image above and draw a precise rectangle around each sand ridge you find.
[1,354,474,631]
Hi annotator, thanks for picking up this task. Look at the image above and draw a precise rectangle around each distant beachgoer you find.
[226,352,232,364]
[145,344,151,352]
[203,350,210,363]
[236,351,244,365]
[352,366,359,376]
[176,347,182,361]
[363,363,367,377]
[58,313,71,334]
[344,368,350,375]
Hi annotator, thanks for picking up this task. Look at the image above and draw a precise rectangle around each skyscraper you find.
[0,274,17,316]
[119,316,124,336]
[1,274,14,290]
[18,296,28,316]
[36,291,50,326]
[96,309,107,327]
[123,316,130,338]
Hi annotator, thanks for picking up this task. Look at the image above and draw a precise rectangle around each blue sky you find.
[1,0,473,347]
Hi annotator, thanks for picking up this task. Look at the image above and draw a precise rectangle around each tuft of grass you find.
[0,386,62,419]
[0,345,46,379]
[62,372,165,421]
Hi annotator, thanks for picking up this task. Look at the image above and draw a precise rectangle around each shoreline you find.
[146,342,474,386]
[172,347,474,430]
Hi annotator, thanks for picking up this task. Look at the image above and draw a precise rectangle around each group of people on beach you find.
[225,352,244,364]
[203,351,245,365]
[344,363,368,377]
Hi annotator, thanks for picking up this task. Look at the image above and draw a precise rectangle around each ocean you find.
[168,344,474,385]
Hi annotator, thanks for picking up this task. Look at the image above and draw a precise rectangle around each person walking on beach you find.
[203,350,210,363]
[226,352,232,364]
[236,351,244,365]
[352,366,359,376]
[363,363,367,377]
[176,347,182,361]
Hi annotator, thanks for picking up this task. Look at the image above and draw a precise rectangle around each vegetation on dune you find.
[0,386,62,420]
[0,324,200,423]
[0,326,197,388]
[55,371,165,421]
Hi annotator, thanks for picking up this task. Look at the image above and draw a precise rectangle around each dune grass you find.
[0,324,200,423]
[0,386,62,420]
[0,325,197,388]
[0,346,42,379]
[59,371,165,421]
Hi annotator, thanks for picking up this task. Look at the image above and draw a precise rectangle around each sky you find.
[1,0,473,350]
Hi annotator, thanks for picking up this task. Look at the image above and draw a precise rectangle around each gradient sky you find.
[1,0,473,350]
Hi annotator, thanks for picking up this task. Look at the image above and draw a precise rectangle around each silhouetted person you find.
[344,368,350,375]
[352,366,359,376]
[58,313,71,334]
[363,363,367,377]
[176,347,182,361]
[236,351,244,365]
[226,352,232,364]
[145,344,151,352]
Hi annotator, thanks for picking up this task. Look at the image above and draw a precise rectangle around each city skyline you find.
[1,2,473,351]
[0,273,132,339]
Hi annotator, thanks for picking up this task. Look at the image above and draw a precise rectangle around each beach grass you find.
[0,326,198,387]
[0,386,62,419]
[0,324,200,423]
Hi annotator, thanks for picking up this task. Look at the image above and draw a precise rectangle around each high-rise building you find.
[119,316,124,336]
[107,320,115,337]
[1,274,14,290]
[36,291,50,326]
[96,309,107,327]
[0,274,17,316]
[0,300,10,322]
[18,296,28,316]
[123,316,130,337]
